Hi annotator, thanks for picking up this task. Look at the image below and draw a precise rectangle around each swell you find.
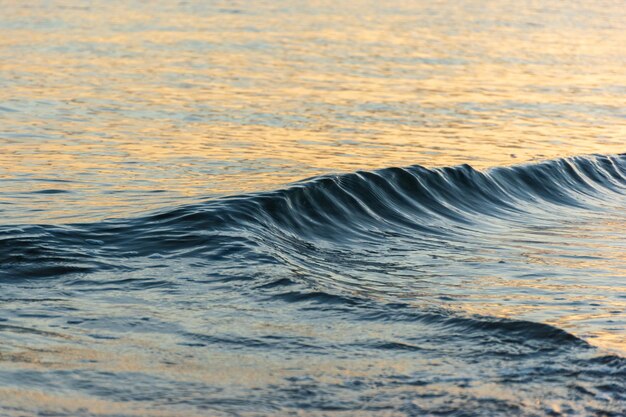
[1,153,624,262]
[142,153,626,239]
[0,154,622,276]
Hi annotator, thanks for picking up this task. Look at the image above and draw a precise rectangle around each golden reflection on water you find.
[1,1,626,414]
[1,0,625,222]
[0,316,567,416]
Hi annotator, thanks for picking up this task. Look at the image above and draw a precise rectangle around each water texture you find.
[1,0,626,416]
[1,0,625,223]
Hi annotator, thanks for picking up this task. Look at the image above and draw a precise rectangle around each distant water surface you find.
[1,1,625,416]
[1,0,625,223]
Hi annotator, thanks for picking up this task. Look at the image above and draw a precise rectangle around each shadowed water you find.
[1,155,626,415]
[1,0,626,415]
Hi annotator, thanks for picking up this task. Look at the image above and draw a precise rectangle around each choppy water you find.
[1,1,626,416]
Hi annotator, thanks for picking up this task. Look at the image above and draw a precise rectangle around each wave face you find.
[1,154,626,416]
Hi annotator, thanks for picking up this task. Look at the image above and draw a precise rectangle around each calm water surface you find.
[1,1,625,415]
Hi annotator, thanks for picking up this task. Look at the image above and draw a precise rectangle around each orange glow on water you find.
[1,1,625,414]
[1,0,625,223]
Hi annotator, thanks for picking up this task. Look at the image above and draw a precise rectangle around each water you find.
[1,1,625,415]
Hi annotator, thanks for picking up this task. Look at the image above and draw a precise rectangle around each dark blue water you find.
[1,154,625,415]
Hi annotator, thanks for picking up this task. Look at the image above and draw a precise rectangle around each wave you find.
[1,154,625,337]
[137,153,626,241]
[1,153,624,267]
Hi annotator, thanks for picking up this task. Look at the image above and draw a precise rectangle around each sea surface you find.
[1,1,625,416]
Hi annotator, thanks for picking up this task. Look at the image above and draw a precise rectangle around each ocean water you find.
[1,1,625,416]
